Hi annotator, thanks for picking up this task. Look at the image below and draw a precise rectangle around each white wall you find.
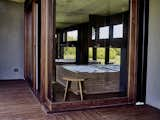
[146,0,160,109]
[0,1,24,80]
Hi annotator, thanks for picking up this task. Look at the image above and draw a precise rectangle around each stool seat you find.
[63,77,84,82]
[63,77,84,101]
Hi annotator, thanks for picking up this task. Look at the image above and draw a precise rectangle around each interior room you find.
[0,0,160,118]
[52,0,130,102]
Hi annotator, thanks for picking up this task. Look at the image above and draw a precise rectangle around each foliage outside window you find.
[64,47,76,60]
[67,30,78,41]
[113,24,123,38]
[109,48,121,65]
[88,47,93,60]
[99,26,109,39]
[97,48,105,64]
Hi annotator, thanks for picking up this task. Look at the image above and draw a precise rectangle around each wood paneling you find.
[47,0,56,102]
[128,0,138,103]
[40,0,48,102]
[24,0,37,92]
[24,6,34,86]
[32,0,37,92]
[40,0,55,110]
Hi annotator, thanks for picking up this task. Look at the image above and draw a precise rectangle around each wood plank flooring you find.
[0,80,160,120]
[0,80,46,120]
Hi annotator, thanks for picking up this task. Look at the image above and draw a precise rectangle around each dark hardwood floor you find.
[0,80,160,120]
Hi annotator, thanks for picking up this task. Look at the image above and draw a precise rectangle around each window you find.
[97,48,105,64]
[63,32,66,42]
[64,47,76,60]
[109,48,121,65]
[88,47,93,60]
[99,26,109,39]
[92,27,96,40]
[67,30,78,41]
[113,24,123,38]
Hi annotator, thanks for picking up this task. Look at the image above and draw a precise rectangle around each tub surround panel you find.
[56,64,120,94]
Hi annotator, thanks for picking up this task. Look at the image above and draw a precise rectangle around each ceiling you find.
[56,0,129,29]
[9,0,25,3]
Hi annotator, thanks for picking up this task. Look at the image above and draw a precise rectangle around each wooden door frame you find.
[25,0,139,112]
[24,1,33,87]
[24,0,37,92]
[52,0,138,112]
[32,0,36,92]
[40,0,55,110]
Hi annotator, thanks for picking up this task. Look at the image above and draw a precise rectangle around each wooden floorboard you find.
[0,80,46,120]
[0,80,160,120]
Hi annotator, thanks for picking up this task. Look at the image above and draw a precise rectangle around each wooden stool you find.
[63,77,84,101]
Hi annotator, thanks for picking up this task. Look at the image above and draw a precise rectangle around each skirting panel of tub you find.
[56,65,120,95]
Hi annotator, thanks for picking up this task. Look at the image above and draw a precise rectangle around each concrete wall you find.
[0,1,24,80]
[146,0,160,109]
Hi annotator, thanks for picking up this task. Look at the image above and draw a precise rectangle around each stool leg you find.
[78,81,83,101]
[64,81,69,101]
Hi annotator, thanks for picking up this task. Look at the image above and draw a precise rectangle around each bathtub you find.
[56,64,120,94]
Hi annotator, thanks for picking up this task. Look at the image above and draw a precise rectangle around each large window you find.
[109,48,121,65]
[64,47,76,60]
[67,30,78,41]
[92,24,124,40]
[99,26,109,39]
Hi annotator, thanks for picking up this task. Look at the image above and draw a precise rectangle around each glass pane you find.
[109,48,121,65]
[99,26,109,39]
[67,30,78,41]
[97,48,105,64]
[64,47,76,60]
[113,24,123,38]
[92,27,96,40]
[63,32,65,42]
[89,47,93,60]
